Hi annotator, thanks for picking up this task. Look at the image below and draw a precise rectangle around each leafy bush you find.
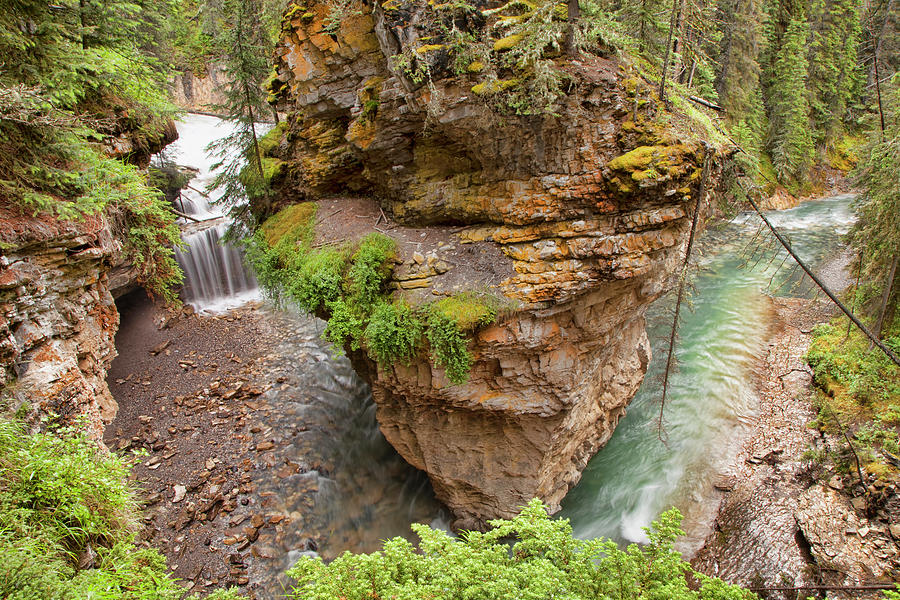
[247,206,501,383]
[426,308,474,385]
[324,299,367,351]
[364,302,425,366]
[288,248,347,312]
[286,498,755,600]
[346,233,397,306]
[0,418,244,600]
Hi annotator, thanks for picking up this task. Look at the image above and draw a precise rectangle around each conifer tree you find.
[807,0,862,149]
[767,11,814,184]
[207,0,275,225]
[717,0,764,120]
[849,78,900,338]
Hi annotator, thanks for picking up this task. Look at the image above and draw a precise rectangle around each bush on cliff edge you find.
[244,202,504,384]
[287,498,756,600]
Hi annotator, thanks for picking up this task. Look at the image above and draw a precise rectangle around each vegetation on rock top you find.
[0,0,184,300]
[807,319,900,481]
[245,203,503,384]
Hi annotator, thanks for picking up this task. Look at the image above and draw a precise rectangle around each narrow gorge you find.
[250,0,732,528]
[2,0,897,598]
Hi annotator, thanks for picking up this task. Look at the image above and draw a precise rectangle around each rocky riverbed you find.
[692,293,900,597]
[106,293,443,599]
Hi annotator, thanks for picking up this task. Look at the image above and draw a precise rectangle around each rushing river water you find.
[561,194,855,549]
[162,115,855,593]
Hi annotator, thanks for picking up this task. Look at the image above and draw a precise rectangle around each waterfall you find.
[174,224,259,312]
[165,113,267,312]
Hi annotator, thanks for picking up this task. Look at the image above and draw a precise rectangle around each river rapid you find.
[162,113,856,594]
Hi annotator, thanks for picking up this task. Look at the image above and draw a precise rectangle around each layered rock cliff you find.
[0,204,121,441]
[268,0,728,527]
[170,64,230,115]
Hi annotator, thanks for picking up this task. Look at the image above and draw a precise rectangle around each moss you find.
[632,168,659,182]
[282,3,307,24]
[259,202,317,248]
[607,145,659,172]
[467,61,485,73]
[471,78,521,95]
[416,44,446,54]
[430,293,499,331]
[257,121,288,157]
[493,34,524,51]
[806,320,900,475]
[826,134,862,173]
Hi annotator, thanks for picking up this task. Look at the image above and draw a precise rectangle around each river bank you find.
[105,292,443,599]
[692,252,900,596]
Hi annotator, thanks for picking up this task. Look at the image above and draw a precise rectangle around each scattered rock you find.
[150,340,171,355]
[172,485,187,504]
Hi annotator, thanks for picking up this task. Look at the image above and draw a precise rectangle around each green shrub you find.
[364,302,424,366]
[426,308,473,385]
[346,233,397,306]
[248,208,504,383]
[286,498,756,600]
[0,418,245,600]
[324,299,367,351]
[288,248,347,313]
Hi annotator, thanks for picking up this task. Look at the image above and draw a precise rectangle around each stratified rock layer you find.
[272,0,727,526]
[170,63,230,115]
[0,204,120,440]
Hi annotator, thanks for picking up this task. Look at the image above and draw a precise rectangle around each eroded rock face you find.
[0,204,121,441]
[170,64,230,115]
[272,0,727,526]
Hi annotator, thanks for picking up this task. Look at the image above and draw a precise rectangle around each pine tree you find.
[767,11,814,185]
[207,0,275,226]
[618,0,669,59]
[807,0,862,149]
[849,78,900,338]
[716,0,764,120]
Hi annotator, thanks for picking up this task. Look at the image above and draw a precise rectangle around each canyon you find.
[263,0,729,527]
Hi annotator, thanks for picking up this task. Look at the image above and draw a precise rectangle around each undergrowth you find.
[806,320,900,480]
[286,498,756,600]
[244,203,504,384]
[0,417,242,600]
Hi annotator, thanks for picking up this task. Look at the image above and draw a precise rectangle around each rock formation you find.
[268,0,729,527]
[0,205,122,441]
[170,64,230,115]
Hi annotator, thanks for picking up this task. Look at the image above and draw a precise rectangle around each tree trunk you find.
[566,0,581,56]
[874,253,899,341]
[79,0,87,49]
[658,0,681,103]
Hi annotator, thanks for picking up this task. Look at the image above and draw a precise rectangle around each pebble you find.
[172,485,187,503]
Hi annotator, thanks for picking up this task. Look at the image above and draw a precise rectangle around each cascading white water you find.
[174,224,259,312]
[165,113,268,312]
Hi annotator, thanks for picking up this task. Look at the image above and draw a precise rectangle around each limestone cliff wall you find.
[170,64,230,115]
[270,0,728,527]
[0,204,121,441]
